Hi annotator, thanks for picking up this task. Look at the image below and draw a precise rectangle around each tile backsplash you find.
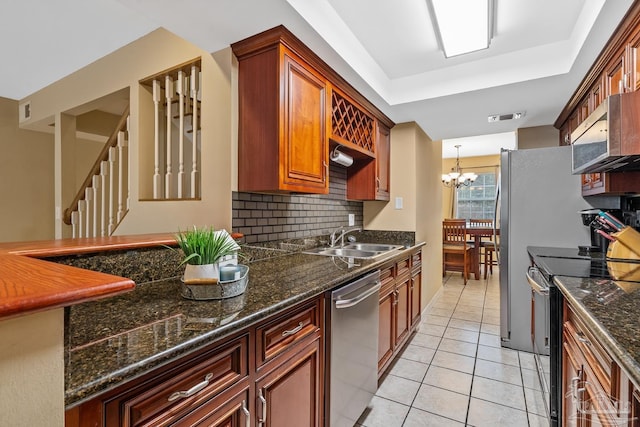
[232,164,364,243]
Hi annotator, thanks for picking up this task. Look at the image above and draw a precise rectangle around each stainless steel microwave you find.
[571,90,640,174]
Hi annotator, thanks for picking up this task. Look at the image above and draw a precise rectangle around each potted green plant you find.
[176,226,240,283]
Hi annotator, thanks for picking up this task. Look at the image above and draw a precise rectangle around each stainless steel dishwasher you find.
[330,270,381,427]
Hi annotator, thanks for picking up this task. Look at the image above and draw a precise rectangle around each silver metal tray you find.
[181,264,249,300]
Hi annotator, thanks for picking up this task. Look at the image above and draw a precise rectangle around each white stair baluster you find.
[117,130,126,223]
[165,75,174,199]
[78,201,86,238]
[84,188,92,238]
[153,80,162,199]
[108,147,116,235]
[92,175,100,237]
[100,161,108,236]
[177,70,185,198]
[190,65,199,198]
[71,211,79,239]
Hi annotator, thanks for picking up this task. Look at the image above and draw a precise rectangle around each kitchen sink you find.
[343,243,403,252]
[303,243,403,259]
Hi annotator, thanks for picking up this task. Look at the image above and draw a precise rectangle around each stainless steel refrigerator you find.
[499,146,593,352]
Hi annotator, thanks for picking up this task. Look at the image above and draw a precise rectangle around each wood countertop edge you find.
[0,233,179,257]
[0,234,173,321]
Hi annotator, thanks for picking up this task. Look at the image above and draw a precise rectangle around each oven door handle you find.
[526,266,549,296]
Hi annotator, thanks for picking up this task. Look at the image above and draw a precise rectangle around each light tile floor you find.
[356,268,549,427]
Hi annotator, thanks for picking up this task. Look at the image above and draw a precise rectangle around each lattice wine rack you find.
[331,89,375,155]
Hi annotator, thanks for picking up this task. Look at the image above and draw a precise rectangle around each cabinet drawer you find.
[396,256,411,278]
[411,250,422,272]
[380,266,395,299]
[564,305,615,393]
[117,334,248,427]
[256,300,321,367]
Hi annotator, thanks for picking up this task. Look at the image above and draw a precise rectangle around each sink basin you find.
[343,243,403,252]
[303,243,403,259]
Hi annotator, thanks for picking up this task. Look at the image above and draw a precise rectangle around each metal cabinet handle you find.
[242,399,250,427]
[282,321,304,337]
[323,161,328,181]
[258,388,267,427]
[575,331,591,345]
[167,373,213,401]
[571,376,580,400]
[376,177,380,191]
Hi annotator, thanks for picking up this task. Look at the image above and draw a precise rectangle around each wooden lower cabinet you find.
[377,270,395,372]
[562,299,636,426]
[410,268,422,329]
[65,298,324,427]
[254,339,322,427]
[377,249,422,377]
[177,387,250,427]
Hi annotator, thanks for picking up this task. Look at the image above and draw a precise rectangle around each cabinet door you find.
[375,122,391,201]
[628,31,640,92]
[175,387,250,427]
[378,280,395,373]
[560,122,572,146]
[394,276,411,348]
[255,339,322,427]
[606,54,625,96]
[563,340,584,427]
[410,270,422,329]
[280,50,328,193]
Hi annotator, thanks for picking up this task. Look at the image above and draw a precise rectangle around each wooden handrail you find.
[63,106,130,225]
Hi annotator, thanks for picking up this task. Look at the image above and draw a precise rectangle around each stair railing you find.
[64,106,130,237]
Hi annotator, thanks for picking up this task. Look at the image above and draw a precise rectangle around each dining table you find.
[466,224,499,280]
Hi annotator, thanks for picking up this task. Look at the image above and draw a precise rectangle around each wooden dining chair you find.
[442,219,474,285]
[469,219,495,279]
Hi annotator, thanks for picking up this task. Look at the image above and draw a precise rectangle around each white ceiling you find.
[0,0,634,156]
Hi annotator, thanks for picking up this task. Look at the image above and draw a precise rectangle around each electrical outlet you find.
[348,213,355,226]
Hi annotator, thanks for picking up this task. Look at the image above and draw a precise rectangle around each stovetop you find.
[528,246,640,283]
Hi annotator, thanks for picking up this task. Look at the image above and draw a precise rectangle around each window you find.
[456,172,496,219]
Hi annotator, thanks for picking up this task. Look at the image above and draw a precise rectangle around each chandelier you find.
[442,145,478,188]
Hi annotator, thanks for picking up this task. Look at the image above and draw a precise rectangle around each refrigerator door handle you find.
[493,171,501,264]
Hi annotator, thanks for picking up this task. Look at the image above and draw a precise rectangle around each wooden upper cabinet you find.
[232,25,394,198]
[346,120,390,201]
[626,27,640,92]
[233,31,329,194]
[280,52,328,193]
[606,51,626,96]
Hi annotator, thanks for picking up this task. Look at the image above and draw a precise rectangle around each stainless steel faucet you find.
[329,226,362,247]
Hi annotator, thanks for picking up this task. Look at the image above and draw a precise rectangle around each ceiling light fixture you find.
[442,145,477,188]
[428,0,493,58]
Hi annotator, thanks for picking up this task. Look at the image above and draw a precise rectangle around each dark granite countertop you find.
[65,241,424,408]
[553,275,640,388]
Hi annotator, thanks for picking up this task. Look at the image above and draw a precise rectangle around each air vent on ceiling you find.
[488,111,525,123]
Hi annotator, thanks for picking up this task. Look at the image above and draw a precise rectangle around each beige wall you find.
[0,309,64,426]
[0,97,54,242]
[442,154,500,219]
[364,122,443,309]
[22,29,233,236]
[517,125,558,150]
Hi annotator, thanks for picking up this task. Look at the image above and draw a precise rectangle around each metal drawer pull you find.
[167,373,214,401]
[258,389,267,427]
[575,331,591,345]
[281,321,304,337]
[242,399,250,427]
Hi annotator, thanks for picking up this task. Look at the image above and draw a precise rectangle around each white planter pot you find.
[183,263,220,283]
